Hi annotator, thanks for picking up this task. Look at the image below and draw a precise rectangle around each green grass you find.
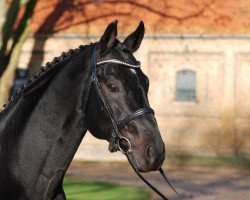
[63,178,151,200]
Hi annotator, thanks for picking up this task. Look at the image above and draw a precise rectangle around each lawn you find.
[63,178,151,200]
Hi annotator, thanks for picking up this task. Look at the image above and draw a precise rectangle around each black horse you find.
[0,20,165,200]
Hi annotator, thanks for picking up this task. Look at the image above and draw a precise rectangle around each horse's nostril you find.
[146,145,155,163]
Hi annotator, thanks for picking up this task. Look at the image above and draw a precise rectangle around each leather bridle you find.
[91,45,154,153]
[89,45,184,200]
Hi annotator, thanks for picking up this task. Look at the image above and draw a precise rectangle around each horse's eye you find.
[108,84,119,92]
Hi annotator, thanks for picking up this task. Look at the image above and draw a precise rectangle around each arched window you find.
[176,70,196,101]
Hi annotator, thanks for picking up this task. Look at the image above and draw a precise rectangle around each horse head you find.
[86,21,166,172]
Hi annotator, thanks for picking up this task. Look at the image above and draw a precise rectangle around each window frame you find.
[175,69,197,102]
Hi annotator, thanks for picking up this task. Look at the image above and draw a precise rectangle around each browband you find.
[97,59,141,68]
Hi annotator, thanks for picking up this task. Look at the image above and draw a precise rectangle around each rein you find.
[90,45,184,200]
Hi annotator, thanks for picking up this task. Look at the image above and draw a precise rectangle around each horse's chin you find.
[136,163,162,173]
[137,166,148,173]
[131,155,164,173]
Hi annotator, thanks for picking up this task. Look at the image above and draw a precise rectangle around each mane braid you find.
[0,44,89,113]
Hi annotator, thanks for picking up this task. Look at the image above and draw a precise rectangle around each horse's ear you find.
[99,20,118,53]
[123,21,145,52]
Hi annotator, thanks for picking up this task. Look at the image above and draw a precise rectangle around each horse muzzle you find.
[129,141,166,173]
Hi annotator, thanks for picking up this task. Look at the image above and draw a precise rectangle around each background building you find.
[17,0,250,160]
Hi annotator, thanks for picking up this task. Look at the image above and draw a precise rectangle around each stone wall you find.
[19,35,250,160]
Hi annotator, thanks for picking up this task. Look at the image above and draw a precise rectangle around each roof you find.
[30,0,250,35]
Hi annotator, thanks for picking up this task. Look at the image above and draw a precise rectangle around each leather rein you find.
[89,45,184,200]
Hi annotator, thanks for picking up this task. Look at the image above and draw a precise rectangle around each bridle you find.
[91,45,154,153]
[90,45,184,200]
[89,45,184,200]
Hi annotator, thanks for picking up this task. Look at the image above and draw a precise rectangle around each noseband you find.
[89,45,184,200]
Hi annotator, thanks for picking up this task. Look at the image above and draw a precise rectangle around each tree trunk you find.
[0,0,7,47]
[0,0,37,109]
[0,24,30,107]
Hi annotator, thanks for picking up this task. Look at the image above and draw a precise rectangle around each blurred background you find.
[1,0,250,199]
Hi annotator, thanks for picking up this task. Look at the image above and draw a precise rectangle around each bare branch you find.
[53,12,130,33]
[101,0,216,22]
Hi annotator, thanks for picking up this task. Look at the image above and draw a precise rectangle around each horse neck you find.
[0,47,92,198]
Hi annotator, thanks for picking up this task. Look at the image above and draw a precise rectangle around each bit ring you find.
[118,137,132,154]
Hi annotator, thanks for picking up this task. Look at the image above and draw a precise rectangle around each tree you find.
[0,0,38,108]
[0,1,7,48]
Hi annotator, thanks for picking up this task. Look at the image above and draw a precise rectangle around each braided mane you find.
[0,45,89,113]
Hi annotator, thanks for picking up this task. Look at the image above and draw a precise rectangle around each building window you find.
[176,70,196,101]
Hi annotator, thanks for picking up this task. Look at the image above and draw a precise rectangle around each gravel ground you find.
[66,162,250,200]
